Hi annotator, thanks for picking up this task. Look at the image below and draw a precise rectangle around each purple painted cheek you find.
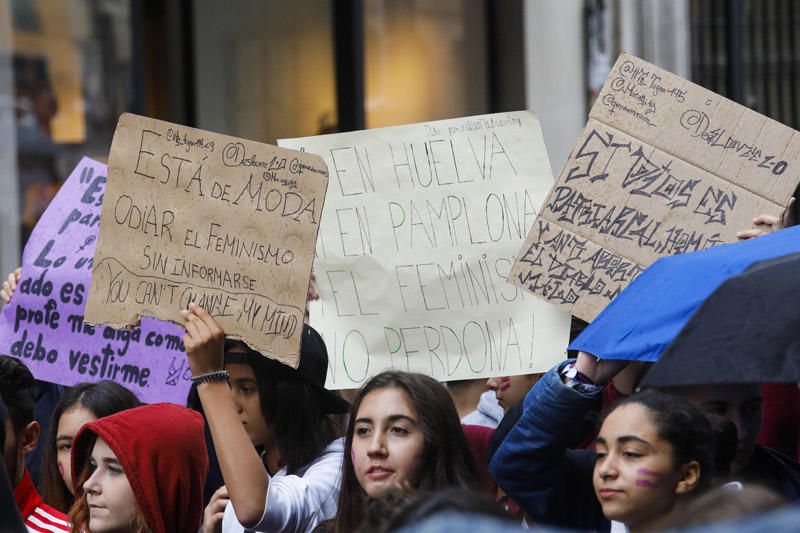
[634,468,661,487]
[636,468,662,477]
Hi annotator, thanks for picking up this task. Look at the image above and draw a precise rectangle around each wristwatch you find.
[561,363,603,394]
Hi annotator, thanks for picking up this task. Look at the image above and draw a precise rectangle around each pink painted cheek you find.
[635,468,661,488]
[499,377,511,392]
[350,447,355,463]
[636,468,661,477]
[58,461,65,478]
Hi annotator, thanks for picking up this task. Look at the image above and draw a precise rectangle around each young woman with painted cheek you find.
[331,371,479,533]
[351,387,425,497]
[81,438,139,533]
[490,353,714,533]
[594,402,700,531]
[42,382,141,513]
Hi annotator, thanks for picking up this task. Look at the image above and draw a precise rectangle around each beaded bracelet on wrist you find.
[191,370,230,384]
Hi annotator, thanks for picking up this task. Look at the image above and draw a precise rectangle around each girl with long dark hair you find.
[490,352,719,532]
[330,370,480,533]
[182,303,348,533]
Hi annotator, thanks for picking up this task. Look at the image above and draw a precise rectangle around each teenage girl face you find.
[225,360,275,449]
[56,406,96,495]
[82,437,138,533]
[593,403,695,530]
[351,387,425,497]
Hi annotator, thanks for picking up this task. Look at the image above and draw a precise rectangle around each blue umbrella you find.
[569,225,800,361]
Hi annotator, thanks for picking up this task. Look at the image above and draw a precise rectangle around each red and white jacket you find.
[14,469,70,532]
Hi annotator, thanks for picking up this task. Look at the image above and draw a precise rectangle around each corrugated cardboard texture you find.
[84,113,329,367]
[511,53,799,321]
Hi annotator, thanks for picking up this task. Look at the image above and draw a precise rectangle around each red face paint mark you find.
[635,479,656,487]
[58,461,64,478]
[499,377,511,392]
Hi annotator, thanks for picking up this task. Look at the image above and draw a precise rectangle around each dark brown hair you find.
[360,487,512,532]
[613,390,715,492]
[223,345,340,474]
[0,356,36,433]
[666,485,785,528]
[333,371,479,533]
[41,381,140,512]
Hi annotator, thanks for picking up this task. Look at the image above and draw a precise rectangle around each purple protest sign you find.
[0,158,193,404]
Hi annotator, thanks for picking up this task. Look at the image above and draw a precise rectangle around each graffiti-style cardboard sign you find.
[0,158,193,404]
[510,53,800,321]
[85,114,329,367]
[280,112,571,388]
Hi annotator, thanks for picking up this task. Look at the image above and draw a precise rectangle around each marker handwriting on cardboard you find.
[280,112,571,388]
[85,114,329,367]
[510,53,800,321]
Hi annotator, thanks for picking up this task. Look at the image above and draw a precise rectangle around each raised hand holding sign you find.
[84,114,329,368]
[510,53,800,321]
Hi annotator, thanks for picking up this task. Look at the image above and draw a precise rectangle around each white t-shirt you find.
[610,520,629,533]
[460,390,504,429]
[222,438,344,533]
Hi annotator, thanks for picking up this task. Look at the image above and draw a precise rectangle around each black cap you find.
[224,324,350,414]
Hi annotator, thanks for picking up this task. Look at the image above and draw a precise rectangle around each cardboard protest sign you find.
[280,112,571,388]
[0,158,192,404]
[85,114,328,367]
[510,53,800,322]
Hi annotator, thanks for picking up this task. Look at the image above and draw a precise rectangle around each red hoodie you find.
[71,403,208,533]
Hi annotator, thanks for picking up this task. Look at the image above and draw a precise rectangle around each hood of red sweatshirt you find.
[72,403,208,533]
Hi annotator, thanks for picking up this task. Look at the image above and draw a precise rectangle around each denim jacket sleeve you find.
[488,360,610,532]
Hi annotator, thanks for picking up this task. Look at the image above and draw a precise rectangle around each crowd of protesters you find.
[0,211,798,533]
